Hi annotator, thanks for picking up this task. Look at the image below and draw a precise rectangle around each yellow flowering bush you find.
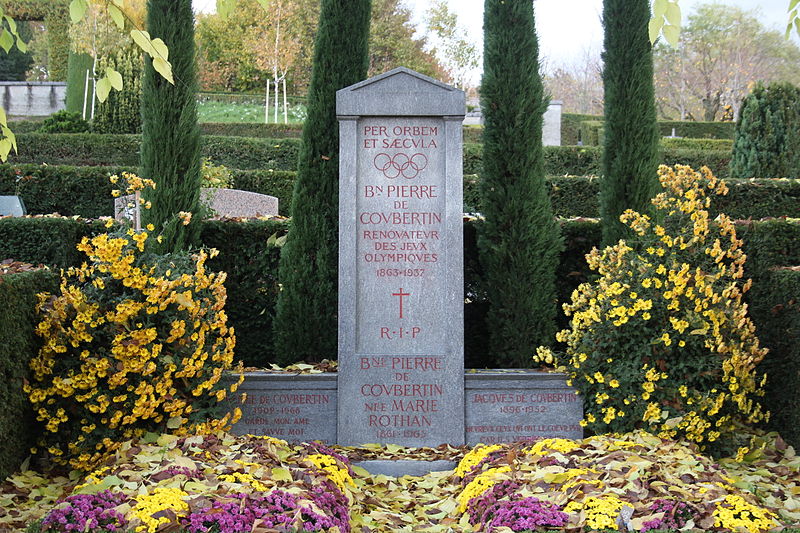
[555,165,768,451]
[26,174,243,471]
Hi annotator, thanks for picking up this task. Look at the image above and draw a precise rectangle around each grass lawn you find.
[197,100,306,124]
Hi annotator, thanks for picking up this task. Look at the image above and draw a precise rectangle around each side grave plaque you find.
[465,371,583,445]
[228,372,337,442]
[337,68,466,446]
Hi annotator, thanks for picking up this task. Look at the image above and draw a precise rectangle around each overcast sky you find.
[192,0,796,68]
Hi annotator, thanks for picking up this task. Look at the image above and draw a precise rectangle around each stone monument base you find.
[226,370,582,445]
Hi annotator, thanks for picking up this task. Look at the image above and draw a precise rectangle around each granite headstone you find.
[336,68,465,446]
[0,195,26,217]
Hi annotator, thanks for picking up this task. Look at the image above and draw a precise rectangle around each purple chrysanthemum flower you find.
[41,490,128,532]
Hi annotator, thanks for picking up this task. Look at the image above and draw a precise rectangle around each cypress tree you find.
[273,0,371,363]
[140,0,202,253]
[600,0,660,246]
[731,82,800,179]
[479,0,563,367]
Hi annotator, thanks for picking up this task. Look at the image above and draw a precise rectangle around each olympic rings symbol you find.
[373,152,428,179]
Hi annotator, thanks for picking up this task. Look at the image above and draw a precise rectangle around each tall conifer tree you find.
[141,0,202,253]
[600,0,660,246]
[479,0,563,367]
[274,0,371,363]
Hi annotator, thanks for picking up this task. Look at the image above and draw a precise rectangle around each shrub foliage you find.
[554,165,768,451]
[93,46,143,135]
[731,82,800,179]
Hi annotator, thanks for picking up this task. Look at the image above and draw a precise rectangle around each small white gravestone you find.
[0,195,26,217]
[337,67,465,447]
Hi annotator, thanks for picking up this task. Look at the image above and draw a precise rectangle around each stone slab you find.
[353,460,457,477]
[465,370,583,445]
[0,195,26,216]
[225,371,583,446]
[225,372,337,443]
[337,68,465,447]
[114,188,278,221]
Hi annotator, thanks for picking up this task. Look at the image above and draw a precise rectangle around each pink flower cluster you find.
[41,490,128,532]
[467,480,568,532]
[182,491,297,533]
[182,484,350,533]
[642,499,695,531]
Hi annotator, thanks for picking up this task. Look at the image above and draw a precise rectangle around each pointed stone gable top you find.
[337,67,465,117]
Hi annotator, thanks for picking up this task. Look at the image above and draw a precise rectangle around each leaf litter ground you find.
[1,431,799,532]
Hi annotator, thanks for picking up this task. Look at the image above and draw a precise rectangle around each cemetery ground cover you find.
[1,430,800,532]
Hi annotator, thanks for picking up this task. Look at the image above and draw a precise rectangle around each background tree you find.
[654,3,800,121]
[140,0,202,253]
[730,82,800,179]
[273,0,371,363]
[195,1,268,93]
[195,0,442,95]
[542,48,604,115]
[0,20,32,80]
[67,0,146,119]
[369,0,443,79]
[245,0,303,122]
[600,0,660,246]
[425,0,480,89]
[479,0,563,366]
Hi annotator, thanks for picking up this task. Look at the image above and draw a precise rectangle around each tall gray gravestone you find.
[337,68,465,446]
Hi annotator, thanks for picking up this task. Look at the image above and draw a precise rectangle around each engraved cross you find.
[392,288,410,319]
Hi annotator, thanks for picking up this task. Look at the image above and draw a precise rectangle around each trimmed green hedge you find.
[5,163,800,220]
[561,114,736,144]
[561,113,601,145]
[660,138,733,151]
[0,217,105,267]
[7,133,735,178]
[579,120,604,146]
[0,165,296,218]
[658,120,735,140]
[199,123,488,144]
[2,216,798,358]
[199,123,303,138]
[749,268,800,446]
[8,119,46,134]
[9,133,301,171]
[0,269,58,479]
